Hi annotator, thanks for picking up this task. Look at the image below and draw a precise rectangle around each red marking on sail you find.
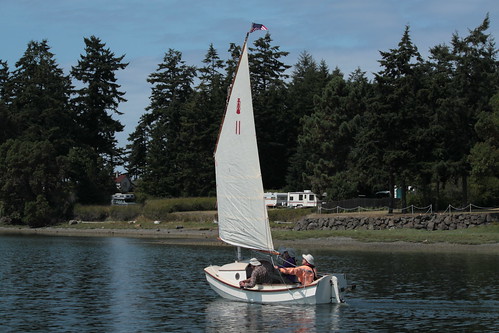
[235,121,241,135]
[236,98,241,114]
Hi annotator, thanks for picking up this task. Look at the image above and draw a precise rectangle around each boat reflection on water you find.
[204,299,341,332]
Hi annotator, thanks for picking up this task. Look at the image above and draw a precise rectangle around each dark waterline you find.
[1,234,497,332]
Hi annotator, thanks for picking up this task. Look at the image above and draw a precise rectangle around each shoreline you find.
[2,226,498,254]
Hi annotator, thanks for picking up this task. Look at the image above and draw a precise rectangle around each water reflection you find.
[205,299,342,332]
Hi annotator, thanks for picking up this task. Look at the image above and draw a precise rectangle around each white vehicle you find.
[264,192,288,207]
[204,30,347,304]
[287,190,318,208]
[110,193,135,205]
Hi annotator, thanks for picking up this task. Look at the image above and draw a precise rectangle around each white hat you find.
[249,258,262,266]
[302,254,315,265]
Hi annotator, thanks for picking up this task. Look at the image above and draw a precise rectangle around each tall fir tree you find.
[0,40,74,225]
[249,33,290,189]
[286,52,331,191]
[126,118,149,179]
[71,35,128,161]
[296,68,371,200]
[175,43,226,196]
[70,36,128,203]
[224,42,242,91]
[430,15,498,205]
[136,49,196,197]
[356,26,425,211]
[468,92,499,205]
[0,60,12,143]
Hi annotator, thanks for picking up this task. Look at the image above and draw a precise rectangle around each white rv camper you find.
[111,193,136,205]
[264,192,288,207]
[287,190,318,208]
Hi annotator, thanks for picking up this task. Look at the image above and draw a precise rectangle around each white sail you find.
[214,39,274,252]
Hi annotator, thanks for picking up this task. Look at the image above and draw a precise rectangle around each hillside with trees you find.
[0,16,497,226]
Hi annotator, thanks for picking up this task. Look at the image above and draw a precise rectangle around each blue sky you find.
[1,0,497,149]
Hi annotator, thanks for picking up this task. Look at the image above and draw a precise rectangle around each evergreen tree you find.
[249,33,290,189]
[297,68,371,200]
[468,92,499,205]
[0,140,74,226]
[249,33,290,91]
[176,98,215,196]
[431,15,498,205]
[137,49,196,197]
[10,40,75,151]
[66,146,115,204]
[70,36,128,203]
[0,60,12,143]
[174,43,226,196]
[197,43,225,91]
[71,35,128,161]
[196,42,226,134]
[126,118,149,179]
[0,40,74,225]
[357,26,425,212]
[334,68,375,198]
[410,45,451,208]
[0,60,8,96]
[286,52,331,191]
[224,42,242,90]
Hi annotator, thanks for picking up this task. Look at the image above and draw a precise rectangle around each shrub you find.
[109,204,143,221]
[73,197,217,222]
[23,195,54,228]
[143,197,216,220]
[73,204,109,221]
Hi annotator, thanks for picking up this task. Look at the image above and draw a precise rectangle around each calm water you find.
[0,234,497,332]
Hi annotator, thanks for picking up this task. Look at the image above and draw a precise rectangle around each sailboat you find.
[204,25,347,304]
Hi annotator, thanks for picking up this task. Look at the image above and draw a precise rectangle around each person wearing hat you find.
[275,254,317,286]
[239,258,273,288]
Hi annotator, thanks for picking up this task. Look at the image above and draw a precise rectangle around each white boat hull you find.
[204,262,347,304]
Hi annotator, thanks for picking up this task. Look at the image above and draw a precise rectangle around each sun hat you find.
[302,254,315,265]
[249,258,262,266]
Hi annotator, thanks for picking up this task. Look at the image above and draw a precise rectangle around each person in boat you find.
[278,248,296,268]
[276,248,297,283]
[275,254,317,286]
[239,258,273,288]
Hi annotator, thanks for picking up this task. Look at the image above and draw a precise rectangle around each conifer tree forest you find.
[1,17,498,226]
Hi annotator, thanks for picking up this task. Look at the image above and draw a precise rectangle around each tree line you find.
[0,36,127,226]
[1,16,498,226]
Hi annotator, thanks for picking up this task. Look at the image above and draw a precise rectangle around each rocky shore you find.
[295,212,499,231]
